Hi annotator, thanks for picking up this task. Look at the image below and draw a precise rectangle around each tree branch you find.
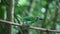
[0,20,60,33]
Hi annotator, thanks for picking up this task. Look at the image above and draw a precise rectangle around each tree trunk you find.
[5,0,14,34]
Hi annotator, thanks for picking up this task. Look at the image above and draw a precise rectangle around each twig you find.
[0,20,60,33]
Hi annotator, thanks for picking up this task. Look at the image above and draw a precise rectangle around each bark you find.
[5,0,14,34]
[0,20,60,33]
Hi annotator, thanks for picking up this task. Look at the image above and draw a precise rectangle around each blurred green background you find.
[0,0,60,34]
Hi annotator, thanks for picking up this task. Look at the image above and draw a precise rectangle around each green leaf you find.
[41,1,47,7]
[0,6,5,19]
[18,0,27,6]
[0,0,1,3]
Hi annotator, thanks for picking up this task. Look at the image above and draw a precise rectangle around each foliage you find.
[0,0,1,3]
[0,0,60,34]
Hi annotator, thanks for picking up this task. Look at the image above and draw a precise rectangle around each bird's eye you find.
[37,17,43,20]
